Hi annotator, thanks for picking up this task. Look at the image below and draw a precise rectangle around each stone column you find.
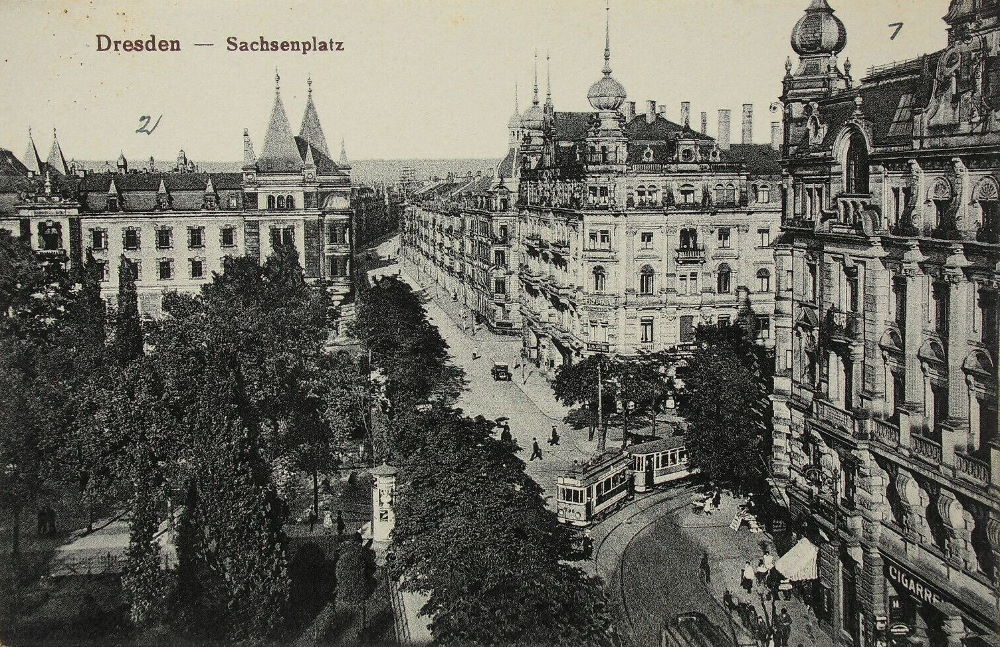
[371,462,398,545]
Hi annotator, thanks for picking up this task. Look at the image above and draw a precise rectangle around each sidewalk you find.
[400,266,569,421]
[682,493,834,647]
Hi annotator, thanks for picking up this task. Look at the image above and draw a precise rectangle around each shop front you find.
[882,558,994,647]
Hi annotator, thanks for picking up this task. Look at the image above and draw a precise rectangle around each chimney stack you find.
[771,122,781,151]
[646,100,656,124]
[624,101,636,122]
[700,111,708,134]
[657,104,666,117]
[742,104,754,144]
[680,102,691,127]
[718,109,731,150]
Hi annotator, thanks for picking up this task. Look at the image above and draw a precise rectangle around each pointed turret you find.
[299,75,331,158]
[204,176,216,194]
[243,128,256,169]
[304,144,316,169]
[258,70,304,172]
[22,128,41,175]
[46,128,68,175]
[339,138,350,167]
[117,152,128,173]
[157,178,168,194]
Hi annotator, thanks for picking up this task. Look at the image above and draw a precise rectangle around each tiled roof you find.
[625,114,712,142]
[299,93,331,158]
[0,149,29,177]
[721,144,781,176]
[79,172,243,192]
[497,149,516,178]
[552,112,594,141]
[295,138,345,176]
[258,91,304,171]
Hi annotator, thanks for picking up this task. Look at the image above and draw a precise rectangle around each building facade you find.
[0,74,354,316]
[514,24,782,374]
[771,1,999,645]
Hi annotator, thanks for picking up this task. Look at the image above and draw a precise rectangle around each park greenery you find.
[0,233,372,645]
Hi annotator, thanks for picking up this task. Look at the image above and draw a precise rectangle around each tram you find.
[555,450,632,527]
[626,436,694,493]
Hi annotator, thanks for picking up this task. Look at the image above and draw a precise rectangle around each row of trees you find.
[355,277,615,646]
[552,315,774,497]
[0,233,368,642]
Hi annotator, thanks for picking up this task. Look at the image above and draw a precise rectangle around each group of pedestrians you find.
[529,426,560,461]
[715,545,797,647]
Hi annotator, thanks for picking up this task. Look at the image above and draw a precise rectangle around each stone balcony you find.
[582,247,616,261]
[675,246,706,264]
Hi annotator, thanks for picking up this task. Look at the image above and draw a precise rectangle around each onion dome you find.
[587,6,626,111]
[791,0,847,57]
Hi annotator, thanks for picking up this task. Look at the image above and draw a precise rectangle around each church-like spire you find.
[545,51,553,109]
[603,2,612,76]
[46,128,68,175]
[339,138,349,166]
[22,128,41,175]
[258,70,304,172]
[299,74,331,158]
[532,50,540,106]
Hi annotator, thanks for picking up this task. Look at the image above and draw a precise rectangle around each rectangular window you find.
[599,230,611,249]
[718,315,731,327]
[640,317,654,343]
[640,231,654,249]
[157,259,173,280]
[190,259,205,279]
[96,260,109,282]
[980,289,998,352]
[758,229,771,247]
[91,229,108,251]
[188,227,205,249]
[718,227,731,249]
[689,271,699,293]
[679,315,695,343]
[494,279,506,295]
[808,263,818,303]
[757,315,771,339]
[123,228,140,251]
[678,274,688,295]
[588,231,598,247]
[156,228,172,249]
[494,250,506,267]
[282,226,295,245]
[847,277,860,313]
[933,283,949,336]
[221,226,236,247]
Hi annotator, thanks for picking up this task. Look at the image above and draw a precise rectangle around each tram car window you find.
[556,450,632,527]
[627,436,695,493]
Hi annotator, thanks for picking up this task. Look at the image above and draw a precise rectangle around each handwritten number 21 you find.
[136,115,163,135]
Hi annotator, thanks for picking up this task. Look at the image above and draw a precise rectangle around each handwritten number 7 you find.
[136,115,163,135]
[889,22,903,40]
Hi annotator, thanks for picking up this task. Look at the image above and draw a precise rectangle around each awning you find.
[775,537,819,582]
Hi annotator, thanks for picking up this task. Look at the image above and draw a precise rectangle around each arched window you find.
[725,183,737,204]
[276,195,286,210]
[647,186,658,204]
[679,184,696,204]
[757,184,770,203]
[593,266,607,293]
[679,228,698,250]
[757,268,771,293]
[845,129,870,194]
[286,195,295,209]
[929,178,954,231]
[714,184,725,204]
[639,265,655,294]
[267,195,276,210]
[717,263,732,294]
[636,186,646,205]
[975,178,1000,243]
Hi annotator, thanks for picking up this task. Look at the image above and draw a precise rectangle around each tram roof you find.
[626,436,686,455]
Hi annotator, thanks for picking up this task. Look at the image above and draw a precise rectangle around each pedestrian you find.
[472,351,479,361]
[723,588,734,611]
[756,559,768,586]
[700,551,712,584]
[530,438,543,461]
[776,608,793,647]
[763,547,776,575]
[742,561,755,593]
[336,509,345,538]
[548,425,560,446]
[713,489,722,508]
[500,426,512,446]
[37,506,47,537]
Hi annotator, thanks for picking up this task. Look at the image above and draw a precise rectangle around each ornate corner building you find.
[0,74,355,316]
[771,1,1000,645]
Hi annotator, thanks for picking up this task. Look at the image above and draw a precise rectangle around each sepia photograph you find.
[0,1,998,646]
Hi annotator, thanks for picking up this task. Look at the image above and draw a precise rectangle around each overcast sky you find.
[0,0,948,163]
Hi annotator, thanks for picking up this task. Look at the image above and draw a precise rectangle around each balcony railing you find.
[815,399,854,434]
[676,246,706,263]
[824,308,862,341]
[955,451,990,483]
[582,247,616,259]
[871,418,900,446]
[637,341,655,353]
[910,434,943,464]
[586,341,610,353]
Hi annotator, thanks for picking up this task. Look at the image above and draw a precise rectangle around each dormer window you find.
[681,148,693,162]
[845,129,870,194]
[107,196,119,211]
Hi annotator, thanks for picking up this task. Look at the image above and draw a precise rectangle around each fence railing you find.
[910,434,943,464]
[955,451,990,483]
